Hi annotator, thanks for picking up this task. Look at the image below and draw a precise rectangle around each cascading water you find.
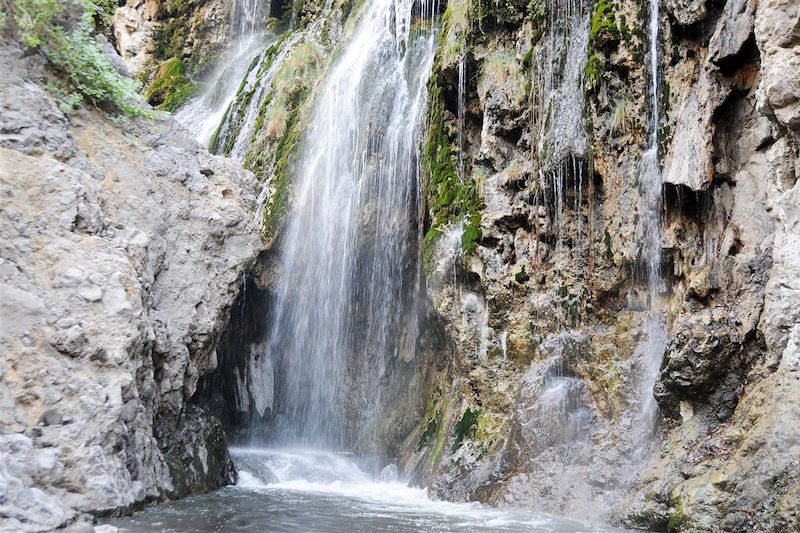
[175,0,268,145]
[636,0,667,432]
[252,0,437,450]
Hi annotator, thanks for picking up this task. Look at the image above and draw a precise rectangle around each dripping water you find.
[457,48,467,181]
[529,0,590,268]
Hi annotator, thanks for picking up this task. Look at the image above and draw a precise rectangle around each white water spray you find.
[256,0,438,449]
[175,0,268,145]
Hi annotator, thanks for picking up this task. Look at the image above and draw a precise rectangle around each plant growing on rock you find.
[2,0,149,116]
[145,57,198,112]
[423,72,484,267]
[611,90,633,134]
[451,407,480,451]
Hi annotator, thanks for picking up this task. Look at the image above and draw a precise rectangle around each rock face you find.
[394,0,800,530]
[115,0,234,80]
[0,41,260,532]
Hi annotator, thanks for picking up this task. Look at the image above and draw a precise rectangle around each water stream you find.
[636,0,667,432]
[108,450,629,532]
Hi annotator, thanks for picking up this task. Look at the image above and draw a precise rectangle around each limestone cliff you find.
[395,0,800,530]
[0,39,261,531]
[5,0,798,531]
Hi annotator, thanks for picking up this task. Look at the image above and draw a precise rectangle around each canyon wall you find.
[397,0,800,530]
[0,37,261,530]
[1,0,798,530]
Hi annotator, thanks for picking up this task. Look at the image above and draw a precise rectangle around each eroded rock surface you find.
[0,42,260,531]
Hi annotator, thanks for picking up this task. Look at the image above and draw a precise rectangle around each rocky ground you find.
[0,39,261,531]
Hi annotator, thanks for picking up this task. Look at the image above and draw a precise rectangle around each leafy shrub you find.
[3,0,149,116]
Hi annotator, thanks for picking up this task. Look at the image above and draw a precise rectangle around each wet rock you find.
[666,0,708,25]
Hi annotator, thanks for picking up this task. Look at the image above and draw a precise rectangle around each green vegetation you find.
[554,283,581,321]
[252,41,319,143]
[417,409,442,451]
[515,265,530,284]
[584,52,604,91]
[522,48,534,69]
[451,407,480,452]
[438,0,468,66]
[527,0,547,28]
[88,0,118,32]
[244,40,320,240]
[610,90,632,134]
[153,18,183,62]
[668,494,688,531]
[422,75,483,270]
[145,58,198,112]
[585,0,629,93]
[589,0,619,43]
[3,0,149,116]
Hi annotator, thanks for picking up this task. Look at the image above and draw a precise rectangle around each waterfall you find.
[636,0,666,431]
[175,0,268,145]
[251,0,437,449]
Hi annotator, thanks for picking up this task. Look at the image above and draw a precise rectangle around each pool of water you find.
[107,449,629,533]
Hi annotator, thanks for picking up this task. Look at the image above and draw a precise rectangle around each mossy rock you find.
[451,407,480,452]
[145,58,197,111]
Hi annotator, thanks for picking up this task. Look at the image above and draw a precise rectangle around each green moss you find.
[584,52,604,90]
[161,81,198,112]
[257,106,301,238]
[423,74,483,266]
[153,19,183,61]
[668,494,688,531]
[208,102,231,152]
[438,0,469,66]
[418,409,442,451]
[515,265,530,284]
[145,57,195,110]
[451,407,480,452]
[522,48,533,69]
[589,0,619,43]
[422,226,443,273]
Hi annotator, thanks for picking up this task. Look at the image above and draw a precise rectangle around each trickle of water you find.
[636,0,666,431]
[528,0,591,264]
[254,0,438,450]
